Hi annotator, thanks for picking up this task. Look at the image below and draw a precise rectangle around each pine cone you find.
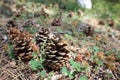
[6,19,18,27]
[23,19,37,27]
[7,27,33,61]
[68,11,74,18]
[36,27,69,70]
[107,19,115,27]
[84,26,94,36]
[45,39,69,70]
[6,19,23,31]
[51,17,62,26]
[13,34,33,61]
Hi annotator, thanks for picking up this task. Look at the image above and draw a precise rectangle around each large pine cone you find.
[36,27,69,70]
[7,27,33,61]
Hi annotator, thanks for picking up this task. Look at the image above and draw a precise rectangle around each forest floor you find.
[0,0,120,80]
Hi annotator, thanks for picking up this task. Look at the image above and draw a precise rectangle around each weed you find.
[61,59,86,79]
[40,69,47,77]
[24,27,39,34]
[93,46,99,54]
[29,59,43,70]
[79,75,88,80]
[6,44,15,59]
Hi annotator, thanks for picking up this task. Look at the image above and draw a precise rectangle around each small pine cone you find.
[6,19,18,27]
[6,19,23,31]
[84,26,94,36]
[77,10,84,16]
[99,20,106,25]
[23,19,37,27]
[51,17,62,26]
[36,27,69,70]
[68,11,74,18]
[107,19,115,27]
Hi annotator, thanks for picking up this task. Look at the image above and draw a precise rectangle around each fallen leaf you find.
[72,21,78,27]
[31,43,39,53]
[105,61,117,71]
[9,61,16,67]
[106,54,116,61]
[83,61,89,67]
[94,35,101,41]
[75,54,83,62]
[2,44,9,51]
[85,51,91,57]
[97,52,105,60]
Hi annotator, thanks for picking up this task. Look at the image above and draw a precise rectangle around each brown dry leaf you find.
[75,54,83,62]
[51,74,63,80]
[77,47,88,54]
[31,43,39,53]
[0,73,8,80]
[105,61,117,71]
[85,51,91,57]
[9,61,16,67]
[3,44,9,51]
[72,21,78,27]
[83,61,89,67]
[106,54,116,61]
[97,52,105,60]
[94,35,101,41]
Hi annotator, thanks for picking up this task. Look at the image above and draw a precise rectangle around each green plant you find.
[56,27,63,32]
[29,59,43,70]
[107,73,113,79]
[93,46,99,53]
[116,53,120,61]
[40,69,47,77]
[61,59,86,79]
[69,59,85,71]
[7,44,15,59]
[24,27,39,34]
[47,71,54,79]
[82,39,87,45]
[61,66,75,79]
[64,34,73,40]
[28,0,79,11]
[29,41,46,69]
[79,75,88,80]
